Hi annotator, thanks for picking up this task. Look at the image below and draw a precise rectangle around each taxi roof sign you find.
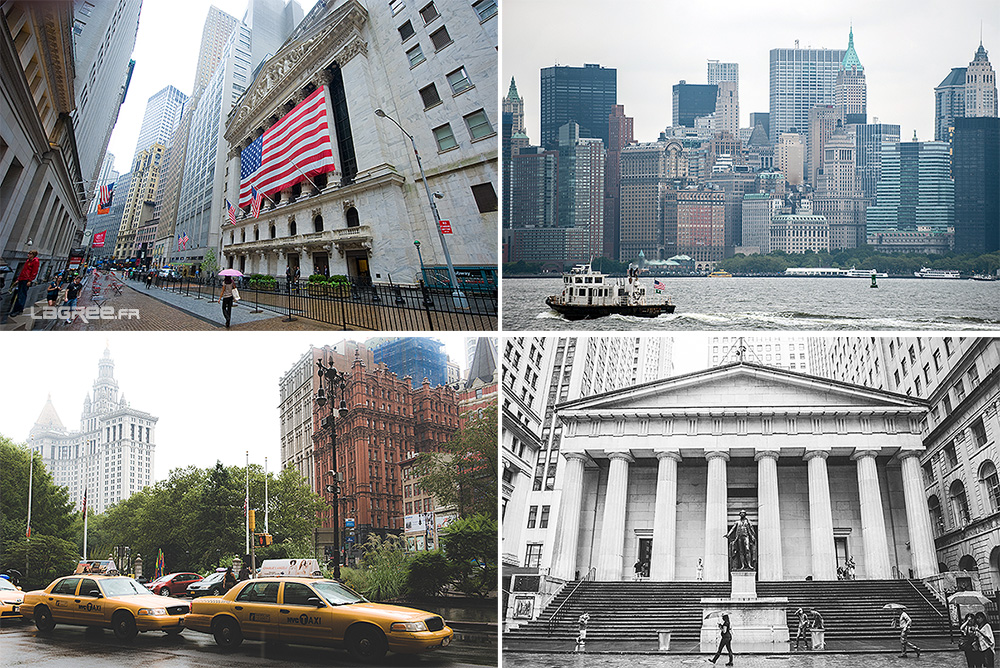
[258,558,322,578]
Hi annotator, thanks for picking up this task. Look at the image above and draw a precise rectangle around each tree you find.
[406,550,452,598]
[4,534,80,591]
[201,248,218,279]
[412,404,497,520]
[440,514,497,597]
[357,534,408,601]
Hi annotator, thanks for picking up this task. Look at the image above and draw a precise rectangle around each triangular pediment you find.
[559,363,926,415]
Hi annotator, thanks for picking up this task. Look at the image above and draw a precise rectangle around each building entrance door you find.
[835,537,849,576]
[637,538,652,578]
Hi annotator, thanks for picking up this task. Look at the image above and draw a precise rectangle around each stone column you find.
[650,450,682,581]
[899,450,938,578]
[549,452,588,581]
[704,451,729,581]
[596,452,634,581]
[755,450,783,581]
[852,449,892,579]
[805,450,837,580]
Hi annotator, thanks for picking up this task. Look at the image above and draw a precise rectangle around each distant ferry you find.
[545,263,675,320]
[708,270,733,278]
[971,273,998,282]
[784,267,887,278]
[914,267,961,279]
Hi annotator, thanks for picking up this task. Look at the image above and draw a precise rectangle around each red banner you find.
[438,220,453,234]
[91,231,106,248]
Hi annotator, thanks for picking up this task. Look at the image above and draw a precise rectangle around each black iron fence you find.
[139,274,496,331]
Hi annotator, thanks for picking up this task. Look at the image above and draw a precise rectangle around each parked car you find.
[20,575,188,640]
[157,268,181,280]
[185,577,452,661]
[148,572,203,597]
[186,572,227,598]
[0,578,24,620]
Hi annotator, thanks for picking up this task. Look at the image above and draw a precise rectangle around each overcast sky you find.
[502,0,998,145]
[104,0,319,174]
[0,333,477,482]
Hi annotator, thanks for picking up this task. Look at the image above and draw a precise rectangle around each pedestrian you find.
[697,558,704,581]
[46,276,60,307]
[223,566,236,591]
[961,613,980,667]
[793,607,811,651]
[238,563,250,581]
[978,611,996,668]
[64,275,82,324]
[575,612,589,652]
[219,276,236,328]
[7,249,39,317]
[710,613,734,665]
[634,560,643,580]
[895,609,921,658]
[847,556,856,580]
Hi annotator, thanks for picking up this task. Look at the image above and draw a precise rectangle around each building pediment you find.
[558,362,927,418]
[226,0,369,144]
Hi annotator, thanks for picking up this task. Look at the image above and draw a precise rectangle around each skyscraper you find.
[619,140,685,261]
[113,144,166,261]
[769,44,847,144]
[133,86,188,160]
[192,5,243,96]
[677,190,725,262]
[854,123,901,200]
[540,64,616,150]
[503,77,525,135]
[866,140,954,235]
[835,26,866,124]
[672,81,717,128]
[813,122,867,249]
[713,81,739,139]
[935,68,967,142]
[707,60,739,88]
[952,117,1000,253]
[965,42,998,118]
[509,147,559,230]
[557,123,605,260]
[604,104,634,260]
[373,338,449,387]
[807,105,843,188]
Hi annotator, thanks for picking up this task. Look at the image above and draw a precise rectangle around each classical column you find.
[805,450,837,580]
[852,449,892,579]
[755,450,783,581]
[650,450,682,581]
[549,452,588,581]
[899,450,938,578]
[704,451,729,581]
[596,452,634,581]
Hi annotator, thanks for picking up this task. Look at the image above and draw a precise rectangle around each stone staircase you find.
[505,580,951,644]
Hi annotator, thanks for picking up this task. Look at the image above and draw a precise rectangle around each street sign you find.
[345,518,355,528]
[346,536,354,543]
[438,220,452,234]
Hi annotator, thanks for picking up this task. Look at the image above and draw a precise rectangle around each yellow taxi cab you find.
[0,578,24,619]
[20,574,189,639]
[186,577,453,661]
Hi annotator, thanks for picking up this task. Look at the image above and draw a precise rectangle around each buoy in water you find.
[870,274,878,289]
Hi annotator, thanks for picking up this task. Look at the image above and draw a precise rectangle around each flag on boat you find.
[654,279,666,293]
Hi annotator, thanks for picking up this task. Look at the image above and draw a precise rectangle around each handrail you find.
[547,567,596,633]
[907,578,945,618]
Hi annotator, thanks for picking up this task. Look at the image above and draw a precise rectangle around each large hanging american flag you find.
[238,87,336,209]
[98,183,114,214]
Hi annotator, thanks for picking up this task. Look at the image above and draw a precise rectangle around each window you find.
[972,416,988,447]
[944,441,958,468]
[969,365,981,386]
[526,505,537,528]
[950,480,971,526]
[463,109,494,140]
[539,505,550,529]
[388,0,405,15]
[419,2,439,23]
[52,578,81,595]
[928,495,944,536]
[943,394,952,415]
[314,215,323,233]
[446,67,473,94]
[282,582,315,605]
[406,44,425,68]
[346,207,360,228]
[429,25,451,50]
[432,123,458,151]
[289,220,297,236]
[944,337,954,356]
[398,20,415,42]
[472,0,497,21]
[419,83,441,109]
[524,544,542,568]
[981,461,1000,512]
[237,581,279,603]
[471,183,497,212]
[933,349,942,370]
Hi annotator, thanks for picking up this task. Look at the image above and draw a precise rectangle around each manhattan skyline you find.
[502,0,997,145]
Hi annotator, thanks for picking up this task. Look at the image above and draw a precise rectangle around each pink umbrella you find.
[218,269,243,277]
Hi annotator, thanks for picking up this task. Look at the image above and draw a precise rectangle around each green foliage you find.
[357,534,409,602]
[591,257,630,274]
[440,514,497,597]
[715,248,1000,277]
[201,248,218,278]
[337,566,368,595]
[406,550,453,598]
[502,260,543,275]
[248,274,277,290]
[4,534,80,591]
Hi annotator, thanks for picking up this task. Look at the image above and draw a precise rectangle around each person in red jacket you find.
[8,250,39,317]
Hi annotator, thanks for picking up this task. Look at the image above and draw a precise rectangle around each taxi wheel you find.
[159,588,170,596]
[210,587,221,596]
[213,617,243,649]
[34,606,55,632]
[347,624,387,662]
[112,612,138,641]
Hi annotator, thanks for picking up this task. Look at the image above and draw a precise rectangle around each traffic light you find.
[265,534,272,546]
[254,533,273,546]
[249,509,256,531]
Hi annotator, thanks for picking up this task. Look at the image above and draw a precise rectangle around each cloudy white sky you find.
[502,0,998,144]
[0,333,475,481]
[104,0,320,174]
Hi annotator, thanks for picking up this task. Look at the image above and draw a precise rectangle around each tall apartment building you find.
[241,0,304,76]
[509,147,559,229]
[769,44,847,144]
[676,189,725,263]
[619,141,685,262]
[854,123,900,200]
[604,104,634,261]
[503,78,525,232]
[953,117,1000,254]
[673,81,717,128]
[713,81,739,140]
[965,42,998,118]
[557,122,605,260]
[866,140,954,235]
[835,27,866,123]
[540,64,616,150]
[27,347,157,516]
[707,61,739,89]
[709,335,812,372]
[935,68,968,142]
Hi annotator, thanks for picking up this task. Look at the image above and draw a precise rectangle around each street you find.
[0,621,497,667]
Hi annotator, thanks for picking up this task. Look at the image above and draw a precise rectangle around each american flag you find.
[250,185,262,218]
[82,487,87,518]
[238,87,336,208]
[177,234,182,251]
[654,279,666,293]
[227,199,237,226]
[181,234,189,250]
[98,183,114,214]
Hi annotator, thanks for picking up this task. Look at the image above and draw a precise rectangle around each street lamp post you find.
[413,240,434,307]
[374,108,468,309]
[316,358,349,580]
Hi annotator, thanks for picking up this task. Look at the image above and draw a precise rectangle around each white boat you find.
[845,267,888,278]
[784,267,886,278]
[914,267,961,279]
[545,263,675,320]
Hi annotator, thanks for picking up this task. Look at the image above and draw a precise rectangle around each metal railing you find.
[546,567,596,633]
[140,274,497,331]
[906,579,945,617]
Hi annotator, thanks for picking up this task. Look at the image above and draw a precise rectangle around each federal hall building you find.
[544,362,938,583]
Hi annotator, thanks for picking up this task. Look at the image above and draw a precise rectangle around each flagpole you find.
[245,451,250,556]
[26,437,34,580]
[289,161,321,193]
[264,457,269,535]
[83,488,88,560]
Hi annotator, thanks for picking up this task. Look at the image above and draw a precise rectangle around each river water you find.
[503,277,1000,331]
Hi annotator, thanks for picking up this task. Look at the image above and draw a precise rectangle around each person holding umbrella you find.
[793,607,811,650]
[707,612,734,665]
[891,608,921,658]
[976,611,995,668]
[217,269,242,329]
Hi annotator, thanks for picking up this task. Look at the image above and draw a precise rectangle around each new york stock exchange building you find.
[505,362,957,647]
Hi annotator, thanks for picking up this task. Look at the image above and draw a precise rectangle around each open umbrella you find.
[949,591,991,606]
[882,603,908,610]
[704,610,728,620]
[218,269,243,277]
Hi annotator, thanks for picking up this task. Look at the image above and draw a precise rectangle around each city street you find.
[0,621,497,667]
